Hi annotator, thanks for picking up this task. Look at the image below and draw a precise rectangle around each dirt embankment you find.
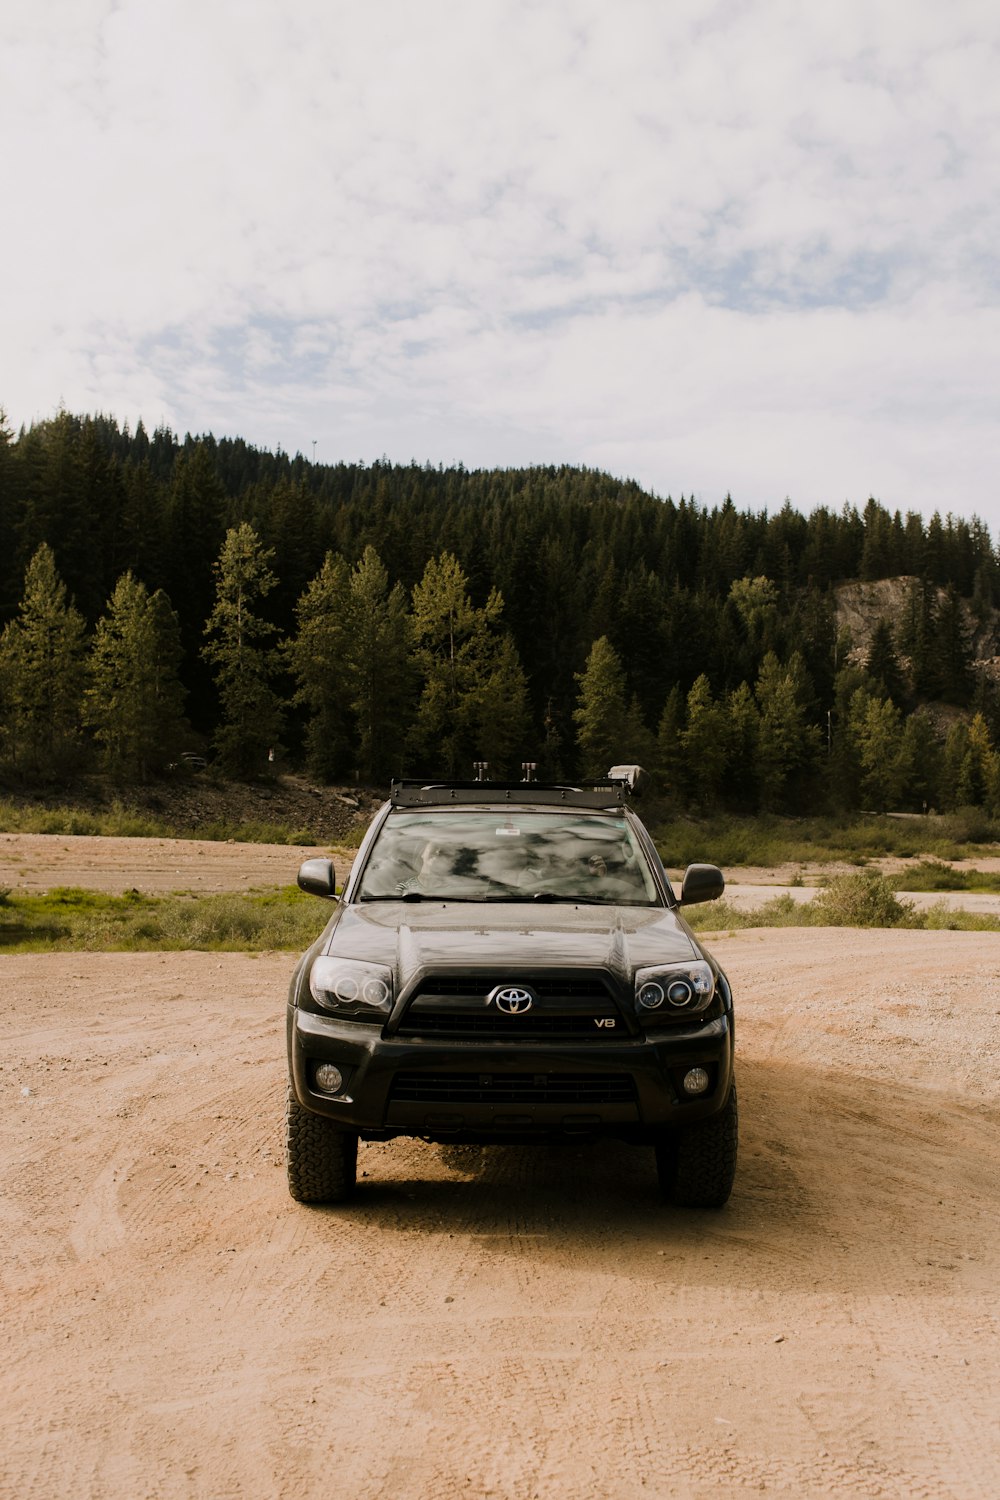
[1,840,999,1499]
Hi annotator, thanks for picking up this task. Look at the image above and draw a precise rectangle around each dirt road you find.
[0,832,329,894]
[2,839,999,1498]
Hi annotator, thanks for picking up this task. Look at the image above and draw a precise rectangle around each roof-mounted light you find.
[607,765,650,796]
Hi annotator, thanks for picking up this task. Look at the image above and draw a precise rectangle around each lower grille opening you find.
[388,1072,637,1106]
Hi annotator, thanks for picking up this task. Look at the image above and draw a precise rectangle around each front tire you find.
[285,1083,359,1204]
[656,1085,738,1208]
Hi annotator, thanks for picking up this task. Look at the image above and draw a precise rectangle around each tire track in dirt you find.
[2,934,999,1499]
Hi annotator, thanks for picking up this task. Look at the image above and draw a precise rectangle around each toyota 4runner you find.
[286,770,736,1207]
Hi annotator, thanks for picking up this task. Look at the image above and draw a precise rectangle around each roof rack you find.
[389,779,630,810]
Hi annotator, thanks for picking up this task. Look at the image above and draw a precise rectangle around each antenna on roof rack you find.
[472,761,489,782]
[521,761,537,782]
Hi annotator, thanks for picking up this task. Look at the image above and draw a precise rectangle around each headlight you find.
[635,960,715,1021]
[309,956,393,1018]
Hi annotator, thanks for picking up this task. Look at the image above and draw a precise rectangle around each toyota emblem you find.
[491,985,535,1015]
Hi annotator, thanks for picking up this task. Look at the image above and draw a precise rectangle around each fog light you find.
[682,1067,710,1095]
[314,1062,344,1094]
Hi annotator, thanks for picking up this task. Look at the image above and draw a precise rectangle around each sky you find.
[3,0,1000,529]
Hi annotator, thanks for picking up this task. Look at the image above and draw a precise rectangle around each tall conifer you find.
[0,544,87,775]
[203,525,283,778]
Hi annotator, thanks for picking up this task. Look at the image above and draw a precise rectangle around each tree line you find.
[2,407,1000,814]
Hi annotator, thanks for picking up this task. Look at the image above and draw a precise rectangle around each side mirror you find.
[297,858,338,899]
[680,863,725,905]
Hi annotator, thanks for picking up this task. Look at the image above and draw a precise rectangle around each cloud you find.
[2,1,999,524]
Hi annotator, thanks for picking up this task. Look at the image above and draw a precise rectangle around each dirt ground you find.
[0,831,331,895]
[2,838,999,1499]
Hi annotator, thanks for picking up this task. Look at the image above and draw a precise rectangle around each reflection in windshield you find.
[358,812,659,904]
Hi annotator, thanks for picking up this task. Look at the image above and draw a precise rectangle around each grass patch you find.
[0,799,175,838]
[886,859,1000,892]
[653,810,1000,869]
[0,885,330,952]
[684,870,1000,933]
[0,797,328,846]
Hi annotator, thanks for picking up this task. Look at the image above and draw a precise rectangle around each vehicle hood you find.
[324,901,700,988]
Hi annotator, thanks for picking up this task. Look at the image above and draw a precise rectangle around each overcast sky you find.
[4,1,999,530]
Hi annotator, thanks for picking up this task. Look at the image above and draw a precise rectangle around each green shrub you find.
[0,798,324,845]
[809,871,915,928]
[888,860,1000,893]
[653,810,1000,870]
[0,885,326,952]
[919,901,1000,932]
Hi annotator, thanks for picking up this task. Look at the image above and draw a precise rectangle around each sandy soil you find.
[0,832,330,895]
[2,840,999,1499]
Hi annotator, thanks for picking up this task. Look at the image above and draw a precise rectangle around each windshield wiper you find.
[400,891,487,902]
[361,892,502,903]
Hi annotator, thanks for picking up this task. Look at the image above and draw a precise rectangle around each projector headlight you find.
[309,956,393,1018]
[635,960,715,1023]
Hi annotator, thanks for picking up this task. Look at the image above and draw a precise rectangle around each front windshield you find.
[357,810,660,905]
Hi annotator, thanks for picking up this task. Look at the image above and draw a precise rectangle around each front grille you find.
[414,976,612,1001]
[400,1012,617,1037]
[388,1072,636,1106]
[398,973,623,1039]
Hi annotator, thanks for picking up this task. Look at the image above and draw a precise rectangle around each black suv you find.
[286,771,736,1207]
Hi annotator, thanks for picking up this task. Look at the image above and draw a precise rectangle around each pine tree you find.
[409,552,507,777]
[119,460,169,596]
[655,683,685,792]
[679,675,728,808]
[0,544,87,775]
[849,690,904,811]
[619,694,658,771]
[953,713,997,808]
[860,498,893,581]
[753,652,821,812]
[865,618,907,706]
[896,711,940,813]
[465,633,531,779]
[573,637,627,779]
[346,547,412,782]
[14,413,103,618]
[723,681,760,809]
[0,408,21,616]
[286,553,353,781]
[827,663,868,809]
[898,578,937,698]
[84,573,186,779]
[202,524,283,778]
[167,442,228,729]
[931,585,974,705]
[940,723,971,809]
[254,477,322,634]
[728,575,779,649]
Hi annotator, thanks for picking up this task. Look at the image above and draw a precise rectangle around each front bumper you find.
[287,1004,734,1142]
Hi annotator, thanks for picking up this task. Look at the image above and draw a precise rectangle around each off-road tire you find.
[656,1084,738,1209]
[285,1083,359,1203]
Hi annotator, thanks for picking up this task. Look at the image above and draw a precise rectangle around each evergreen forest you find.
[2,407,1000,816]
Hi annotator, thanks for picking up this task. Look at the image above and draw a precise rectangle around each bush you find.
[809,871,915,928]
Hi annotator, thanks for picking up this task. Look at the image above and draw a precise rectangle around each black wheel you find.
[656,1084,738,1209]
[285,1083,359,1204]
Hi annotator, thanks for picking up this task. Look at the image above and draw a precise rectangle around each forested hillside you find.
[2,407,999,815]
